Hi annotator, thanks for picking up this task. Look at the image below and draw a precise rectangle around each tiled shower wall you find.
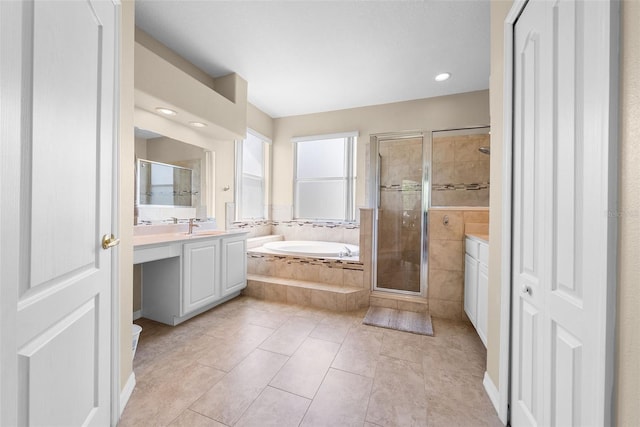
[431,133,490,207]
[427,208,489,320]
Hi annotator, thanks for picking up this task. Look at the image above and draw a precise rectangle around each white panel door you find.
[511,1,617,426]
[0,1,117,426]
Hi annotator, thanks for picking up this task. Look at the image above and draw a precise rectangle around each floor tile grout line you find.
[361,328,385,426]
[232,383,271,426]
[361,367,377,427]
[328,365,377,381]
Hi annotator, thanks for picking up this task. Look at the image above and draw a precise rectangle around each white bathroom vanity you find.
[464,234,489,347]
[134,228,248,326]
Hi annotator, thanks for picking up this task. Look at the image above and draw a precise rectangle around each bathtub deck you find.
[244,274,369,312]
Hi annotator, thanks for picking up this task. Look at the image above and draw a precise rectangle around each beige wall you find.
[119,0,135,392]
[248,103,274,141]
[145,136,206,162]
[272,91,490,212]
[617,1,640,424]
[134,136,147,159]
[486,0,512,390]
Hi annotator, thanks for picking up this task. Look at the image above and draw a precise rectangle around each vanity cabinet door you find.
[183,239,221,314]
[221,235,247,297]
[464,252,478,325]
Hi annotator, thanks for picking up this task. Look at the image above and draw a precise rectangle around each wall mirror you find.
[134,127,214,221]
[431,126,490,207]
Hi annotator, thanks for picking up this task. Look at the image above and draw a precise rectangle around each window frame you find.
[292,131,357,222]
[235,129,270,221]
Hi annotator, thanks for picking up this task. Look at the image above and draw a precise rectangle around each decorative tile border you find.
[432,182,490,191]
[232,219,359,230]
[247,252,364,271]
[380,182,422,192]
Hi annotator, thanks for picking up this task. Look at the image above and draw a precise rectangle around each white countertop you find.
[133,228,247,248]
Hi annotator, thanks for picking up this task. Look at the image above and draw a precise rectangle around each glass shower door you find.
[374,136,425,294]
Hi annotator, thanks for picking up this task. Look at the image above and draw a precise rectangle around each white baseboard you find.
[483,371,501,420]
[132,310,142,321]
[119,371,136,416]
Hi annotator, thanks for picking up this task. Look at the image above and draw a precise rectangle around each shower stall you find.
[370,132,428,295]
[370,126,491,297]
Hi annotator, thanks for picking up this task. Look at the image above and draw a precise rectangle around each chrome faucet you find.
[168,217,178,224]
[343,246,353,257]
[188,218,200,234]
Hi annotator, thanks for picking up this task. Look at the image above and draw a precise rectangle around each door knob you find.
[521,284,531,295]
[102,234,120,250]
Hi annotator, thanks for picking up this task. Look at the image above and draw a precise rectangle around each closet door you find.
[510,1,618,425]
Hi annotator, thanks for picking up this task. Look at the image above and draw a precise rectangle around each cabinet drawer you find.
[479,242,489,265]
[465,238,479,258]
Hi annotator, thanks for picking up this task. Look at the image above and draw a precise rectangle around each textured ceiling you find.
[135,1,490,118]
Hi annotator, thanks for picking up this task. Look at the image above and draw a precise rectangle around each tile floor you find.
[119,296,502,427]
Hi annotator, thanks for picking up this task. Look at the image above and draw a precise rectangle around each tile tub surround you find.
[244,252,370,312]
[428,208,489,320]
[242,208,375,312]
[119,296,501,426]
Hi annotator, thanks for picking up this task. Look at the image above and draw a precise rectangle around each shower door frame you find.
[370,131,430,297]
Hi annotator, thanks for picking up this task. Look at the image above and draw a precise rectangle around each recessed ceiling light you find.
[435,72,451,82]
[155,107,177,116]
[189,121,207,128]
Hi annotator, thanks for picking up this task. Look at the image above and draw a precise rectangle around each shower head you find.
[478,146,490,155]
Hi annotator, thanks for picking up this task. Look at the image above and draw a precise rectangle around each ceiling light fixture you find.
[435,72,451,82]
[155,107,177,116]
[189,121,207,128]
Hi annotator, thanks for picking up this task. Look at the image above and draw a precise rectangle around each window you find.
[293,132,357,221]
[236,130,269,220]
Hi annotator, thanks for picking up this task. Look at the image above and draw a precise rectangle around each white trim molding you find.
[291,130,358,143]
[496,1,526,424]
[119,372,136,417]
[483,371,500,416]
